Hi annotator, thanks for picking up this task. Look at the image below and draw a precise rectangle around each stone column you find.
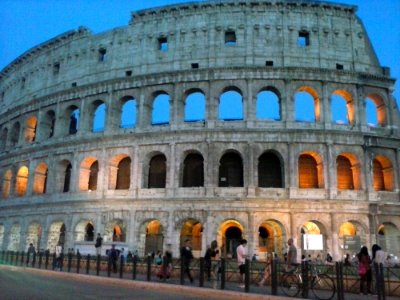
[356,85,367,131]
[322,83,331,127]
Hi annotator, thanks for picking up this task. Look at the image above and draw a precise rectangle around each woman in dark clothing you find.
[357,246,372,295]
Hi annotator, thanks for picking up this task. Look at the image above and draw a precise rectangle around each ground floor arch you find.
[179,218,202,255]
[300,220,328,259]
[74,220,95,242]
[141,219,164,256]
[7,223,21,251]
[104,219,126,243]
[46,222,66,252]
[218,220,244,259]
[378,222,400,256]
[26,222,42,251]
[258,219,286,257]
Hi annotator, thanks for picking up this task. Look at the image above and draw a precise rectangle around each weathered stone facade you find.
[0,0,399,261]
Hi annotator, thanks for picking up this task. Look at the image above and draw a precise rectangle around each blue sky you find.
[0,0,399,113]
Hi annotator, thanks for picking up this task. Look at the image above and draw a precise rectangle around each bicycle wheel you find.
[281,273,300,297]
[311,274,336,300]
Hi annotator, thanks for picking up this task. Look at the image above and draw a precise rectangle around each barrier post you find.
[220,258,226,290]
[244,258,250,293]
[199,257,204,287]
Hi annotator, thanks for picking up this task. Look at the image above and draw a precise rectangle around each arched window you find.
[182,153,204,187]
[337,155,354,190]
[258,152,283,187]
[92,102,106,133]
[42,110,56,138]
[184,91,205,122]
[33,162,48,194]
[116,157,131,190]
[120,98,137,128]
[331,90,354,125]
[10,122,20,146]
[365,94,386,127]
[69,107,80,135]
[2,169,12,198]
[85,223,95,241]
[295,87,320,122]
[373,156,394,191]
[88,161,99,191]
[152,93,170,125]
[15,166,29,197]
[219,89,243,121]
[24,116,37,143]
[63,163,72,193]
[218,152,243,187]
[0,128,7,150]
[148,155,167,188]
[298,154,320,188]
[256,90,280,120]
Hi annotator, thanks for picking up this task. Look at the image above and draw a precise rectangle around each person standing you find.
[258,252,272,286]
[236,239,247,288]
[95,233,103,256]
[286,238,297,272]
[27,243,36,265]
[209,240,220,289]
[55,242,63,271]
[108,244,118,273]
[180,239,194,283]
[358,246,372,295]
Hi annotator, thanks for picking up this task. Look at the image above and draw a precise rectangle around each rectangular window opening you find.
[125,70,132,77]
[297,31,310,47]
[53,62,60,75]
[158,37,168,52]
[225,31,237,46]
[21,77,26,90]
[336,63,344,70]
[191,63,199,69]
[98,48,107,62]
[71,82,77,87]
[265,60,274,67]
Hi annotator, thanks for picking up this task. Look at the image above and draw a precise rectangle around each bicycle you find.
[280,263,336,300]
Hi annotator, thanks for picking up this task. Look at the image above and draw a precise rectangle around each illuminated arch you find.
[2,169,12,198]
[365,94,387,127]
[79,157,99,191]
[298,151,324,188]
[218,220,245,258]
[331,90,354,125]
[143,219,164,255]
[104,219,126,243]
[295,86,320,122]
[180,218,202,252]
[373,155,394,191]
[337,153,361,190]
[24,115,37,143]
[33,162,48,194]
[15,166,29,197]
[258,219,286,256]
[108,154,131,190]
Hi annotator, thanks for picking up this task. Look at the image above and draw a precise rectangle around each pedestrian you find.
[236,239,247,288]
[108,244,118,273]
[180,239,194,283]
[344,253,351,266]
[258,252,272,286]
[155,250,162,265]
[325,253,334,265]
[209,240,220,289]
[157,248,173,280]
[357,246,372,295]
[204,245,213,281]
[286,238,297,272]
[95,233,103,256]
[55,242,63,271]
[27,243,36,265]
[372,244,385,265]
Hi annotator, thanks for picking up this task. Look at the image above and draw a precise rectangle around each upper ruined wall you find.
[0,0,389,111]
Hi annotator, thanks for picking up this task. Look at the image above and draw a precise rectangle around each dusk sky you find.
[0,0,399,109]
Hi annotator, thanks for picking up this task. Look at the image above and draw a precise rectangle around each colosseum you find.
[0,0,399,262]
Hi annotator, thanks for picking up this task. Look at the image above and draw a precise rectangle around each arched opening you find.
[85,223,94,241]
[338,222,360,257]
[300,221,326,257]
[373,156,394,191]
[104,219,126,243]
[256,89,281,120]
[2,169,12,198]
[120,97,137,128]
[0,127,7,150]
[33,162,48,195]
[15,166,29,197]
[337,153,361,190]
[79,157,99,191]
[180,219,202,253]
[218,152,243,187]
[182,153,204,187]
[148,154,166,188]
[258,151,283,187]
[24,116,37,143]
[10,122,20,146]
[184,91,205,122]
[68,106,80,135]
[63,163,72,193]
[377,223,400,256]
[258,220,286,257]
[221,222,243,259]
[298,153,323,188]
[92,102,106,133]
[365,94,386,127]
[331,90,354,125]
[152,93,170,125]
[26,222,42,251]
[46,222,66,252]
[295,87,320,122]
[219,88,243,121]
[144,220,164,255]
[74,220,95,242]
[116,157,131,190]
[42,110,56,138]
[7,223,21,251]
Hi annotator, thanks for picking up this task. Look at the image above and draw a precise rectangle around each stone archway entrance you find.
[300,220,327,259]
[47,222,65,252]
[26,222,42,251]
[338,221,361,257]
[144,220,164,255]
[258,219,286,257]
[180,219,202,257]
[378,222,400,256]
[218,220,244,259]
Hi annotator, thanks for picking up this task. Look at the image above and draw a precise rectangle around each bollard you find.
[146,255,152,281]
[45,252,49,269]
[335,262,344,300]
[52,253,57,270]
[132,255,137,280]
[180,258,184,285]
[77,253,81,274]
[271,258,278,295]
[244,258,250,293]
[199,257,204,287]
[119,255,124,278]
[38,252,43,269]
[96,254,101,276]
[86,254,90,274]
[379,263,386,300]
[107,256,111,277]
[301,261,309,299]
[67,253,72,272]
[60,253,64,271]
[10,251,14,265]
[220,258,226,290]
[32,252,36,268]
[15,251,20,266]
[20,251,24,266]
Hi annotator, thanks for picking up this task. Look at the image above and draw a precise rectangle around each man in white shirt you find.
[236,239,247,288]
[286,238,297,271]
